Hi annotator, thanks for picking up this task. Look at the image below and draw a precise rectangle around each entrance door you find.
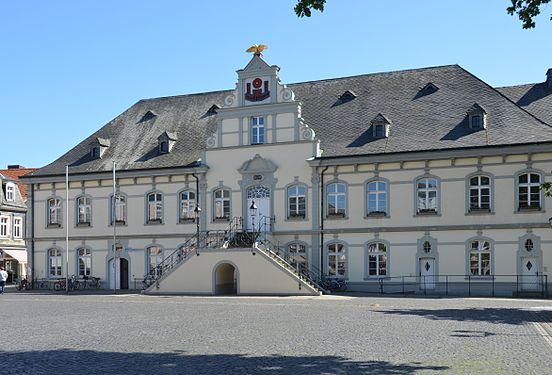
[419,257,436,289]
[246,186,271,231]
[108,258,120,289]
[215,263,237,295]
[521,257,539,291]
[120,258,129,289]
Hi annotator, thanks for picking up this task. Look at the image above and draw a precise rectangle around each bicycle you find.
[16,277,31,291]
[81,276,100,289]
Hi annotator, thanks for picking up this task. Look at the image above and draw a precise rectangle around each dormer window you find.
[467,103,487,130]
[157,131,177,155]
[5,182,15,202]
[415,83,439,99]
[207,104,220,115]
[338,90,357,103]
[90,138,110,159]
[371,114,391,138]
[140,110,157,122]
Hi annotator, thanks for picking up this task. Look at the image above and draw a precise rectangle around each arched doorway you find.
[214,263,237,295]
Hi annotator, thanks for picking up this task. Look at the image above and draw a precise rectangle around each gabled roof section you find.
[467,103,486,114]
[497,82,552,125]
[371,113,391,124]
[207,104,220,115]
[92,137,111,147]
[140,110,157,123]
[240,54,274,73]
[339,90,357,102]
[0,167,37,202]
[414,82,439,99]
[158,131,178,141]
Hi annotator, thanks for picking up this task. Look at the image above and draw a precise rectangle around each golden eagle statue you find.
[246,44,269,55]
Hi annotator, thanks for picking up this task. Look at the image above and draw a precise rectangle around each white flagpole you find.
[65,165,69,294]
[113,161,117,294]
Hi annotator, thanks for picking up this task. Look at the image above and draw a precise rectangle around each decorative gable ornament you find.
[245,77,270,102]
[371,114,391,138]
[90,137,110,159]
[467,103,487,130]
[238,154,278,174]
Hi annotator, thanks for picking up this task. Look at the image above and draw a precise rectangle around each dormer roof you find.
[158,131,178,141]
[92,137,111,147]
[371,113,391,124]
[467,103,487,115]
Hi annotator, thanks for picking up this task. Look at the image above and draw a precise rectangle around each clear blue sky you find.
[2,0,551,168]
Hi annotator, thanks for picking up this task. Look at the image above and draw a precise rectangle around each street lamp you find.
[194,205,201,255]
[249,201,258,251]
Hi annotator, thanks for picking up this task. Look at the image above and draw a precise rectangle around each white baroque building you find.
[23,53,552,296]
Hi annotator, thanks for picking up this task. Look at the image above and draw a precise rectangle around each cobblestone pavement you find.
[2,290,552,374]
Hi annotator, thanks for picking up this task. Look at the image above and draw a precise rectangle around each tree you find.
[294,0,551,29]
[507,0,551,28]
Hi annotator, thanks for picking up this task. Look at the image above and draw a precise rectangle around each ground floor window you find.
[48,248,62,278]
[288,243,307,274]
[78,248,92,277]
[367,242,387,276]
[148,246,164,277]
[327,242,346,277]
[469,240,491,276]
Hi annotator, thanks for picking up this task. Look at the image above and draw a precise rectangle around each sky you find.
[2,0,551,169]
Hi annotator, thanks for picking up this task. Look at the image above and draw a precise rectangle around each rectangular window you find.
[469,176,491,211]
[112,194,126,224]
[77,196,92,225]
[214,189,230,220]
[48,198,62,226]
[6,183,15,201]
[0,216,8,237]
[251,116,265,145]
[180,191,197,222]
[147,193,163,223]
[287,185,306,219]
[13,217,22,239]
[417,178,438,213]
[518,173,541,210]
[367,181,387,215]
[327,183,346,217]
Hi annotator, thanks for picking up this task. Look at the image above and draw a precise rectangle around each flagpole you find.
[65,165,69,294]
[113,161,117,294]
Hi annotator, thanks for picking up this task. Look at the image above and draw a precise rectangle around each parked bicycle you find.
[81,276,101,289]
[320,277,347,292]
[16,276,31,291]
[54,275,81,291]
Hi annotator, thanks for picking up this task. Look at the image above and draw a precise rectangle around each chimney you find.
[7,165,24,169]
[547,68,552,89]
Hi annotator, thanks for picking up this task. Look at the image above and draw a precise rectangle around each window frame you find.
[147,245,164,278]
[77,247,92,278]
[146,191,164,224]
[516,170,543,212]
[286,242,308,274]
[47,197,62,227]
[250,116,265,145]
[364,240,389,278]
[76,195,92,226]
[178,189,197,223]
[326,241,347,278]
[366,178,389,217]
[0,216,9,237]
[326,181,347,218]
[466,238,493,277]
[48,248,63,278]
[466,173,493,214]
[415,176,440,215]
[286,183,307,220]
[13,216,22,239]
[213,187,231,221]
[111,193,127,225]
[5,182,15,201]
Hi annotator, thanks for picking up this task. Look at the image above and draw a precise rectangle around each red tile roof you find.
[0,168,38,201]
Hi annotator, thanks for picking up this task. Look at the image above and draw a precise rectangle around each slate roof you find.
[28,64,552,178]
[496,81,552,125]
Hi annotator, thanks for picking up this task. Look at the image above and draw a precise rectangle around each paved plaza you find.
[2,290,552,374]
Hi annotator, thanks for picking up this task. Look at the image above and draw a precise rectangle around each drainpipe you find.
[30,183,35,288]
[192,173,200,250]
[319,166,329,278]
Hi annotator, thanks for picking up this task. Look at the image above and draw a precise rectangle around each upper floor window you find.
[366,242,387,277]
[0,216,8,237]
[47,198,62,227]
[327,242,346,278]
[48,248,62,278]
[77,247,92,277]
[469,240,491,276]
[327,182,346,217]
[5,183,15,201]
[179,190,197,222]
[416,178,438,214]
[467,103,487,129]
[251,116,265,145]
[213,188,231,221]
[147,192,163,223]
[518,172,541,210]
[371,113,391,138]
[76,196,92,226]
[287,185,306,219]
[469,175,491,212]
[288,242,307,274]
[367,180,388,216]
[111,194,126,225]
[13,217,22,239]
[147,246,163,277]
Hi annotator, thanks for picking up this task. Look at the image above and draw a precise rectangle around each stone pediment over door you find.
[238,154,278,175]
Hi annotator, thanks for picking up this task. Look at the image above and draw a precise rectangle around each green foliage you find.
[540,182,552,197]
[294,0,326,17]
[507,0,551,28]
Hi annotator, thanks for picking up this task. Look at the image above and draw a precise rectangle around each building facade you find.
[23,53,552,295]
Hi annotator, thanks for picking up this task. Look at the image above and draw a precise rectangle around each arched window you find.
[327,182,346,217]
[48,248,62,278]
[47,198,62,226]
[111,194,126,224]
[469,240,491,276]
[367,180,388,216]
[213,188,231,221]
[147,192,163,223]
[179,190,197,222]
[327,242,346,278]
[469,175,491,211]
[518,172,541,210]
[416,178,438,214]
[77,248,92,277]
[147,246,164,277]
[76,196,92,225]
[288,243,307,274]
[287,185,306,219]
[367,242,387,276]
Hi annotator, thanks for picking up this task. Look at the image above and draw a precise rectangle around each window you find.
[367,180,387,216]
[518,173,541,210]
[469,175,491,211]
[423,241,431,254]
[147,246,163,277]
[471,115,482,129]
[327,182,346,217]
[374,124,385,138]
[288,243,307,274]
[251,116,265,145]
[48,248,62,278]
[416,178,438,214]
[91,147,100,159]
[0,216,8,237]
[77,248,91,277]
[159,141,168,154]
[469,240,491,276]
[327,242,346,277]
[13,217,22,239]
[147,192,163,223]
[213,189,230,220]
[6,183,15,201]
[179,190,197,222]
[76,196,92,225]
[287,185,306,219]
[367,242,388,277]
[524,238,534,252]
[111,194,126,224]
[47,198,62,226]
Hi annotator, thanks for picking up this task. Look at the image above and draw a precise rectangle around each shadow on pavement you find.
[374,307,551,325]
[1,349,448,374]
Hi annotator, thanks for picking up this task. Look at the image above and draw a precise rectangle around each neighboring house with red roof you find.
[0,165,36,283]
